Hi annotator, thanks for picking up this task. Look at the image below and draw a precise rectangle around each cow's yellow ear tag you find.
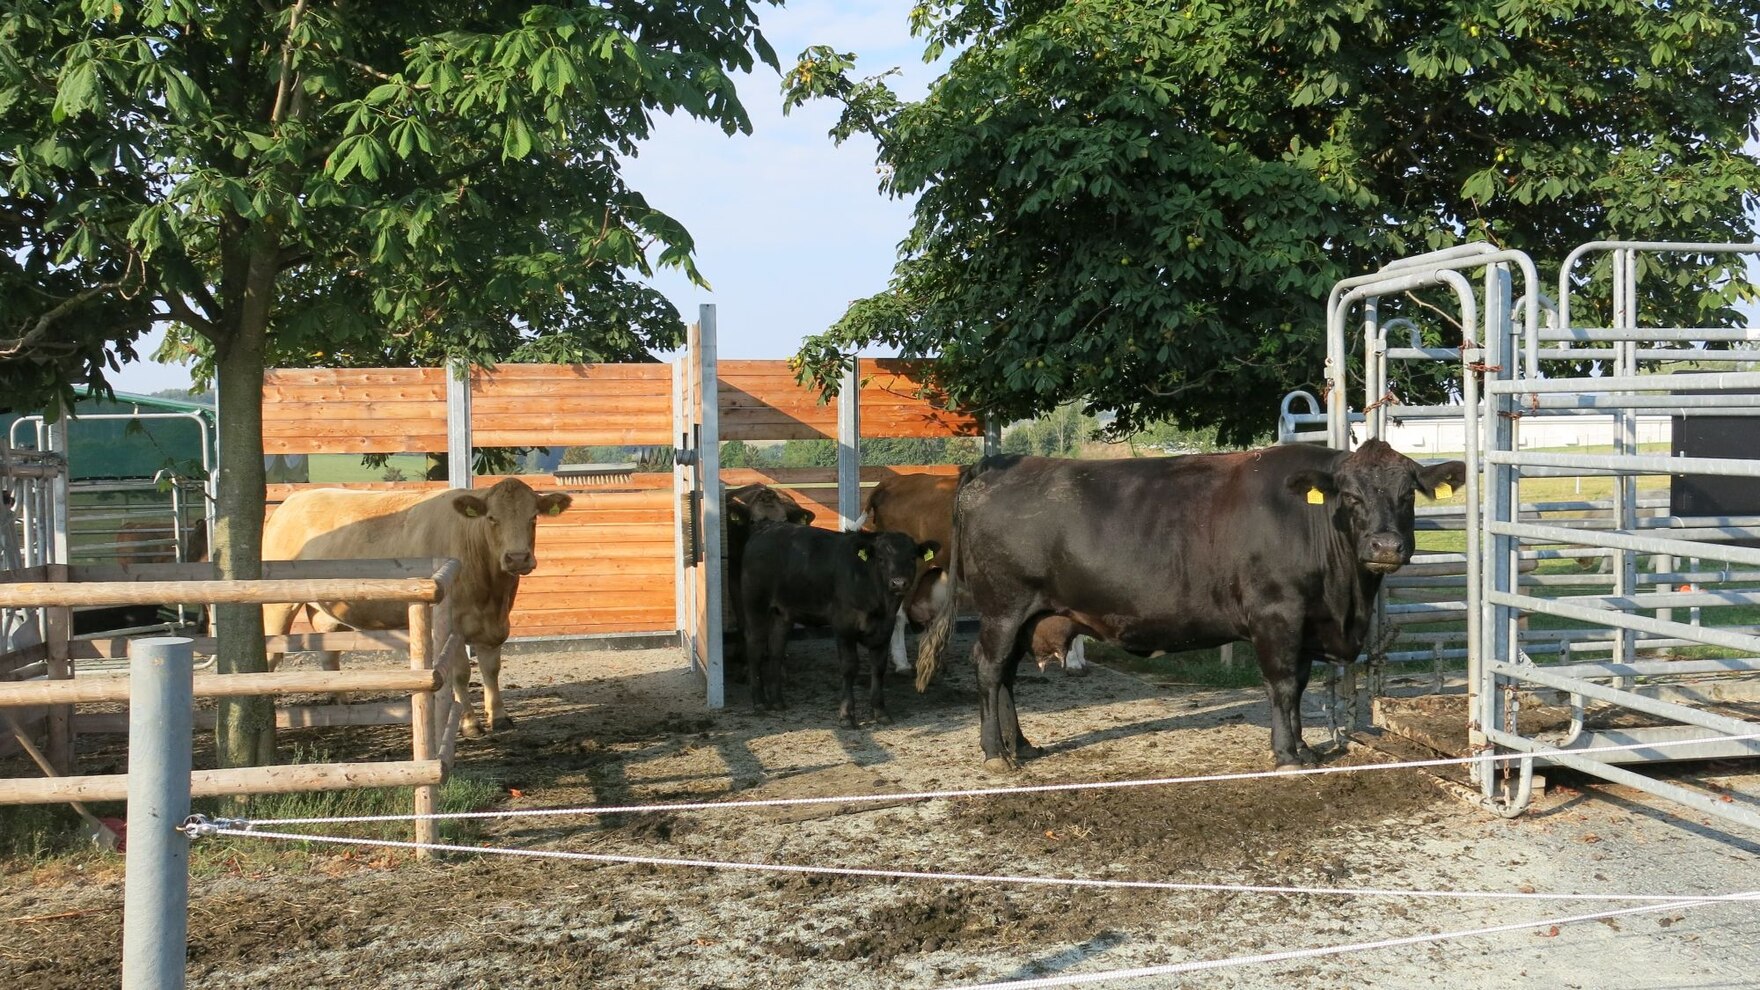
[463,505,481,518]
[1306,488,1325,505]
[857,548,869,561]
[922,548,935,561]
[1433,482,1454,499]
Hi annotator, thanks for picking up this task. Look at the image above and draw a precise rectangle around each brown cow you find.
[261,478,571,737]
[860,473,1088,677]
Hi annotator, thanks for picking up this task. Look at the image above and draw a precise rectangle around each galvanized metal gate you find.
[1318,241,1760,830]
[675,306,725,707]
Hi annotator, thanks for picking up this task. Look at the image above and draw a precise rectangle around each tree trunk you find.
[212,262,276,770]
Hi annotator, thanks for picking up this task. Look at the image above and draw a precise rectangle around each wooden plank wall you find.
[259,359,979,641]
[857,359,983,438]
[472,364,674,447]
[262,368,447,454]
[262,364,678,638]
[718,360,837,441]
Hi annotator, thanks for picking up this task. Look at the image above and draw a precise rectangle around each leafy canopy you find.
[785,0,1760,442]
[0,0,782,401]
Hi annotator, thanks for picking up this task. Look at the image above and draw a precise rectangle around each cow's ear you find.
[917,540,942,563]
[538,492,572,517]
[1286,470,1337,505]
[787,506,816,525]
[852,533,876,563]
[454,495,489,519]
[1416,460,1468,500]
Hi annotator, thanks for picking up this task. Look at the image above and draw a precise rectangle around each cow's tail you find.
[914,474,966,693]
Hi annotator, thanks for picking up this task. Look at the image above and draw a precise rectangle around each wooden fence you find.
[0,559,463,850]
[258,350,984,645]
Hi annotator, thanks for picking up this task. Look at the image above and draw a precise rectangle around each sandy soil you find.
[4,633,1760,989]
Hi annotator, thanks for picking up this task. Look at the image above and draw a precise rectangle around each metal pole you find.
[697,304,725,709]
[121,635,194,990]
[446,358,473,490]
[836,358,861,530]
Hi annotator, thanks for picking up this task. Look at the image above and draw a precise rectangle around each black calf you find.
[739,524,937,727]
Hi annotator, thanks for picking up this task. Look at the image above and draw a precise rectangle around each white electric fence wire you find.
[186,823,1760,908]
[185,822,1760,990]
[235,730,1760,828]
[932,891,1760,990]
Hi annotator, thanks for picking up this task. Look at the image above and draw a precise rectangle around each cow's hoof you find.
[982,756,1018,774]
[490,716,515,732]
[1297,745,1321,765]
[1015,743,1045,761]
[872,710,894,726]
[838,714,859,730]
[460,721,486,739]
[1062,665,1091,678]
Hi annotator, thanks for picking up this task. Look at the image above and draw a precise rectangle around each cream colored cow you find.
[262,478,571,736]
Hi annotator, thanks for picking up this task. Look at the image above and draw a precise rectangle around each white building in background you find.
[1379,414,1672,456]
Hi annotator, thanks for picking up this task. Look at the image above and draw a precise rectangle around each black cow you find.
[725,483,817,617]
[740,523,938,727]
[916,440,1466,771]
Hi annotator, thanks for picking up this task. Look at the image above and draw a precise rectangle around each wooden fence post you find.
[407,602,438,856]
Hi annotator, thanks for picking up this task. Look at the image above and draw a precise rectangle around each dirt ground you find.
[5,633,1760,990]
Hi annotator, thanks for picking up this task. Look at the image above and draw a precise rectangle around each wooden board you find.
[262,369,448,455]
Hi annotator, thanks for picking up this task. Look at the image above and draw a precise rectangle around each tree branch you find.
[2,284,120,358]
[337,55,430,89]
[270,0,310,126]
[159,293,219,341]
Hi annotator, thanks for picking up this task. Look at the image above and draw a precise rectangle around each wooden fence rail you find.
[0,561,462,853]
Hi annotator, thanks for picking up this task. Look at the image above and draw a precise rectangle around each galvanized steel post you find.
[446,358,473,490]
[837,358,861,530]
[121,636,195,990]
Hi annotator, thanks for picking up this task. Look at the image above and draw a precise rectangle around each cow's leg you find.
[452,645,482,737]
[998,650,1041,761]
[1250,619,1311,769]
[835,632,861,729]
[866,637,893,725]
[743,611,770,712]
[1291,652,1320,763]
[888,606,911,673]
[261,602,302,671]
[763,618,789,710]
[975,612,1033,771]
[476,643,512,733]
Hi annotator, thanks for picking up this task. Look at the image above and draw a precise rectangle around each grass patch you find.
[1084,640,1264,689]
[0,749,503,872]
[306,453,429,483]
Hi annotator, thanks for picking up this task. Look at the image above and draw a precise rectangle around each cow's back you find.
[864,474,958,546]
[264,488,455,560]
[265,488,496,635]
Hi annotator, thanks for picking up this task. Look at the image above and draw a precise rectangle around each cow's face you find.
[726,484,816,528]
[454,479,573,576]
[855,531,941,600]
[1289,440,1466,574]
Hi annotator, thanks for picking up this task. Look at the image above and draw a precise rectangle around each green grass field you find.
[305,453,430,483]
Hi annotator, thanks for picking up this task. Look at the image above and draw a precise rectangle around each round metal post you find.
[121,636,195,990]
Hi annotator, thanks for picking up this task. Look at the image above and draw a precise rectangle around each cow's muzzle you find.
[888,577,910,594]
[502,552,536,575]
[1361,533,1408,573]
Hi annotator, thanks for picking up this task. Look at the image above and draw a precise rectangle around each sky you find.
[110,2,941,395]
